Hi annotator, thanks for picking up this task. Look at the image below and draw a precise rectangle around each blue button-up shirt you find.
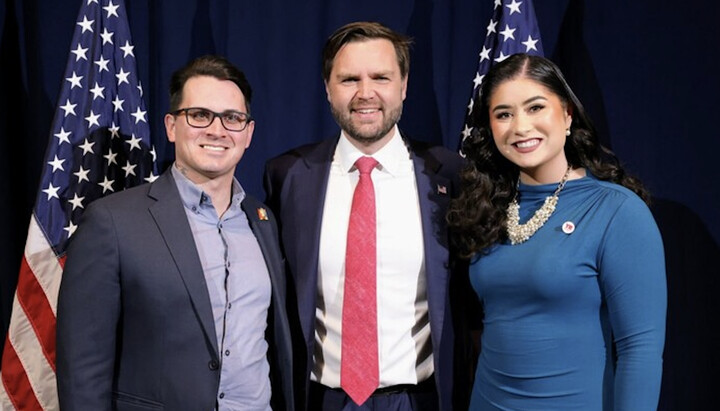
[172,166,272,411]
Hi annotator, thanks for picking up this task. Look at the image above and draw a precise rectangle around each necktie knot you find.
[355,156,378,175]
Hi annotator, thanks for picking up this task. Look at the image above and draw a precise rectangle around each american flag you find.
[0,0,156,409]
[460,0,544,151]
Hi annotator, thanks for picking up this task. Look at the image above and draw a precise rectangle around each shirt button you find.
[225,349,230,356]
[191,206,197,212]
[219,392,225,399]
[228,303,232,309]
[208,360,219,370]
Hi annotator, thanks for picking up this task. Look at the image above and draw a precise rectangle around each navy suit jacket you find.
[57,170,294,411]
[263,135,474,410]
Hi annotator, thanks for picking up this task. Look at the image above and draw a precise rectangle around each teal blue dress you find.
[469,175,666,410]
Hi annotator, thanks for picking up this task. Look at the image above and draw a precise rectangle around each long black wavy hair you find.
[447,53,649,258]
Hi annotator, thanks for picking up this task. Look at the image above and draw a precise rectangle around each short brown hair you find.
[168,55,252,114]
[322,21,413,81]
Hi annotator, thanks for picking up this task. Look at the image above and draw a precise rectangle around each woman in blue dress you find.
[447,54,666,410]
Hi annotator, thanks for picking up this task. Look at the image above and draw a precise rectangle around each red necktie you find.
[341,156,379,405]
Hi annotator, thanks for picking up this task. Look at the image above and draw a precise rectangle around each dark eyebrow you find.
[491,95,548,113]
[334,72,359,81]
[370,70,393,78]
[523,95,548,105]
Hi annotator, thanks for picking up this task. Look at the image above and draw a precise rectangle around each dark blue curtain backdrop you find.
[1,1,718,408]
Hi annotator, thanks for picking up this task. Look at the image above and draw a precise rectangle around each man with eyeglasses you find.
[57,55,294,411]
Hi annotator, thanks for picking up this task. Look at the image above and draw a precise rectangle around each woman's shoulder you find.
[581,176,660,241]
[584,175,648,209]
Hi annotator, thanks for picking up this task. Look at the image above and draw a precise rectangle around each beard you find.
[330,102,403,145]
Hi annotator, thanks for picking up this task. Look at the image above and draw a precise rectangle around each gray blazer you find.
[57,170,294,411]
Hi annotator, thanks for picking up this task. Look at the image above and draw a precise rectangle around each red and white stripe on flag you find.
[0,216,63,410]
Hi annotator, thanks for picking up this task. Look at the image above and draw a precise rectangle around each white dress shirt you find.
[314,127,433,388]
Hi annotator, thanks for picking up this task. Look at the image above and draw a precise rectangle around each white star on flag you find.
[47,155,66,172]
[479,45,491,62]
[98,176,115,193]
[100,27,114,44]
[85,110,101,128]
[63,221,78,237]
[487,20,497,34]
[112,95,125,111]
[55,128,72,145]
[120,40,134,57]
[104,148,118,165]
[122,160,137,176]
[499,24,516,42]
[109,122,121,138]
[145,172,159,183]
[461,124,472,140]
[71,44,89,61]
[74,166,91,183]
[125,134,142,150]
[116,67,130,84]
[90,82,106,100]
[79,138,95,155]
[95,55,110,72]
[131,107,147,124]
[473,73,483,88]
[66,71,83,89]
[495,51,510,63]
[42,183,60,200]
[68,193,85,210]
[104,0,120,18]
[76,15,94,33]
[506,0,523,15]
[522,35,539,52]
[60,99,77,117]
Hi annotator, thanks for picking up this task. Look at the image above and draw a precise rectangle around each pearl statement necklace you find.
[506,166,572,245]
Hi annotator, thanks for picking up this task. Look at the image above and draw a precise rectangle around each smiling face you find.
[325,38,407,154]
[489,76,572,184]
[164,75,254,185]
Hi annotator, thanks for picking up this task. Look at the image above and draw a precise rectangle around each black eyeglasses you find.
[170,107,253,132]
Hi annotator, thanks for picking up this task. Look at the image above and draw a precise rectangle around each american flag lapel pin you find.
[437,184,447,195]
[257,208,269,221]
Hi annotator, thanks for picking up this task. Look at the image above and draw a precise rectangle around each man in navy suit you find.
[57,55,294,410]
[264,22,472,411]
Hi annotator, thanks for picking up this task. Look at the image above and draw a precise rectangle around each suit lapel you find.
[241,195,287,325]
[242,195,294,378]
[242,197,283,295]
[147,171,219,358]
[287,139,336,345]
[411,145,452,354]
